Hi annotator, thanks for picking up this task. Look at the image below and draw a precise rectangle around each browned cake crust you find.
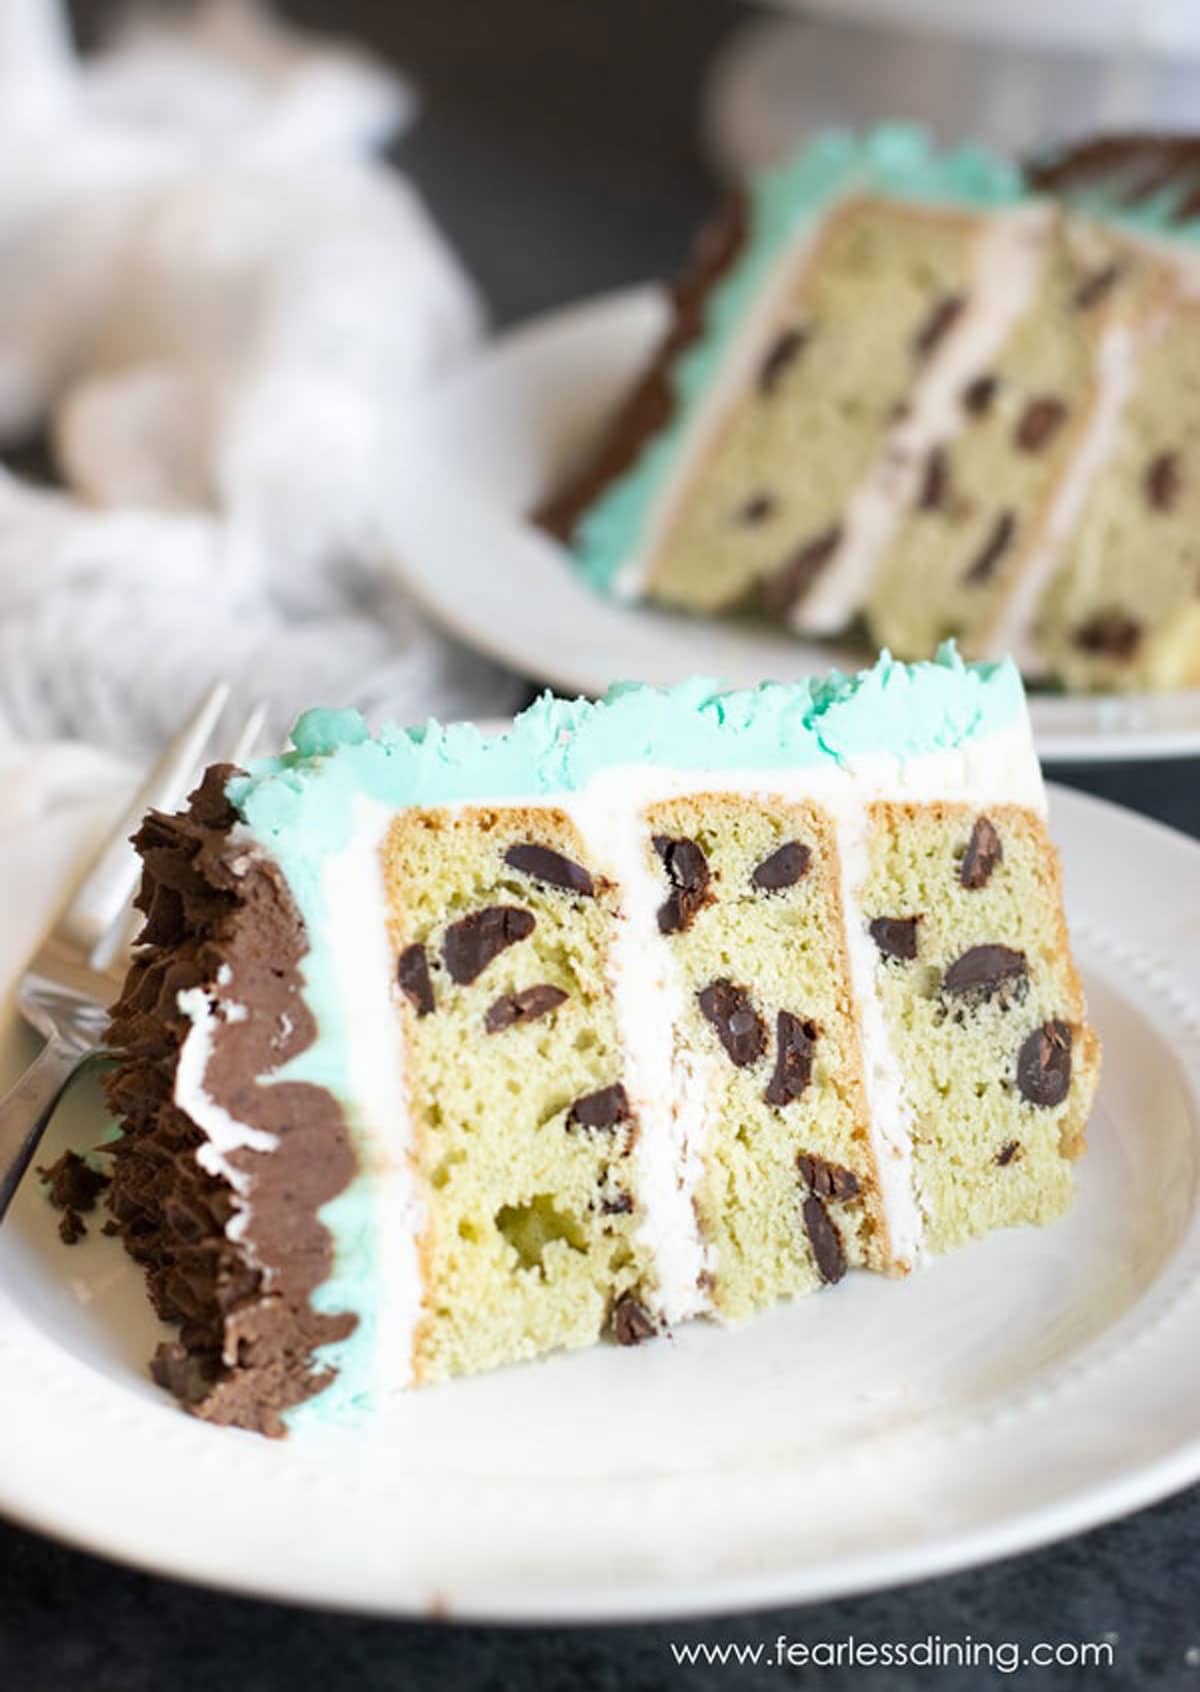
[535,191,748,543]
[103,768,357,1436]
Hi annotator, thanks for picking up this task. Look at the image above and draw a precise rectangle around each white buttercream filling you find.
[983,314,1150,673]
[797,202,1054,636]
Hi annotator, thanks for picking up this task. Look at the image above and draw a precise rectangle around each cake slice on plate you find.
[539,124,1200,693]
[104,649,1100,1434]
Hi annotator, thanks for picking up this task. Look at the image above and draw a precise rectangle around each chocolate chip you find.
[765,1011,818,1106]
[996,1140,1023,1166]
[802,1195,846,1284]
[734,491,776,525]
[943,944,1028,1003]
[504,843,594,897]
[798,1153,860,1203]
[751,840,811,892]
[1144,450,1181,512]
[1015,396,1068,453]
[759,525,842,618]
[484,983,568,1033]
[653,835,711,934]
[698,978,768,1068]
[1072,262,1123,311]
[397,943,435,1016]
[601,1192,633,1216]
[962,373,998,417]
[568,1084,631,1132]
[918,445,950,511]
[1074,611,1142,659]
[963,510,1016,585]
[758,326,808,394]
[1017,1019,1072,1107]
[612,1294,657,1346]
[960,815,1003,890]
[913,293,965,358]
[442,905,535,985]
[870,916,920,962]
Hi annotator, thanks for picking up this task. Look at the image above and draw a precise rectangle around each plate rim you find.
[1,781,1199,1621]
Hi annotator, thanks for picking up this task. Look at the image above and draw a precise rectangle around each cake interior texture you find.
[103,650,1100,1434]
[540,125,1200,694]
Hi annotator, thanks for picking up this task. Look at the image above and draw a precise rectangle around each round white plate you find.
[380,286,1200,765]
[1,780,1199,1621]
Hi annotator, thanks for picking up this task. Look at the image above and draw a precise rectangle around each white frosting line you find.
[318,795,426,1400]
[561,770,718,1323]
[983,315,1148,673]
[797,203,1055,635]
[174,986,278,1252]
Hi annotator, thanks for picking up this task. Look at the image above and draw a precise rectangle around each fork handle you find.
[0,1037,88,1220]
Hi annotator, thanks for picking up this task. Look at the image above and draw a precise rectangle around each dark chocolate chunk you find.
[568,1083,631,1132]
[758,326,808,394]
[612,1294,657,1346]
[963,510,1016,585]
[960,815,1003,890]
[1074,611,1142,659]
[442,905,535,985]
[653,834,711,934]
[751,840,811,892]
[913,293,965,358]
[601,1191,634,1216]
[484,983,568,1033]
[996,1140,1023,1166]
[918,445,950,511]
[943,944,1028,1002]
[962,373,998,417]
[504,842,595,897]
[1144,450,1181,512]
[1015,396,1068,453]
[798,1153,861,1203]
[802,1195,846,1285]
[759,525,842,617]
[1017,1019,1073,1107]
[1072,261,1123,311]
[734,491,777,525]
[765,1011,818,1106]
[37,1149,109,1214]
[870,915,920,962]
[397,943,435,1016]
[698,978,768,1068]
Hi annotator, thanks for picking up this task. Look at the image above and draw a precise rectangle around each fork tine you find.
[55,680,230,959]
[94,697,268,976]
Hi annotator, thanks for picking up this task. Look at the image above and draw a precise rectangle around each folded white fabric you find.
[0,0,522,769]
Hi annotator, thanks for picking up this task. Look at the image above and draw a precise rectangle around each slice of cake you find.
[103,649,1100,1434]
[540,125,1200,693]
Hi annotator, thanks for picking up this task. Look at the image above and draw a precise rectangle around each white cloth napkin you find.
[0,0,524,766]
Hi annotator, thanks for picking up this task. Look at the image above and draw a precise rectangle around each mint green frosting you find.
[227,646,1025,1424]
[570,124,1026,593]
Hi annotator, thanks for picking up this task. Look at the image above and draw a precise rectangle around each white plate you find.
[1,780,1199,1620]
[380,286,1200,765]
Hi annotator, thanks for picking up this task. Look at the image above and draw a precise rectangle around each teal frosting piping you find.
[569,124,1026,595]
[224,646,1026,1424]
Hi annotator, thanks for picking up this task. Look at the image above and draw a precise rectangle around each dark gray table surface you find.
[4,3,1198,1686]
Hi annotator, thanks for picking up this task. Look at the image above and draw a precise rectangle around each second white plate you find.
[380,286,1200,764]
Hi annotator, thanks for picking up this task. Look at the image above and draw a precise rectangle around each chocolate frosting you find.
[535,191,748,543]
[1026,132,1200,223]
[104,767,357,1436]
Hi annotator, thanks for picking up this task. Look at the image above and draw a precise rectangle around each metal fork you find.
[0,685,266,1220]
